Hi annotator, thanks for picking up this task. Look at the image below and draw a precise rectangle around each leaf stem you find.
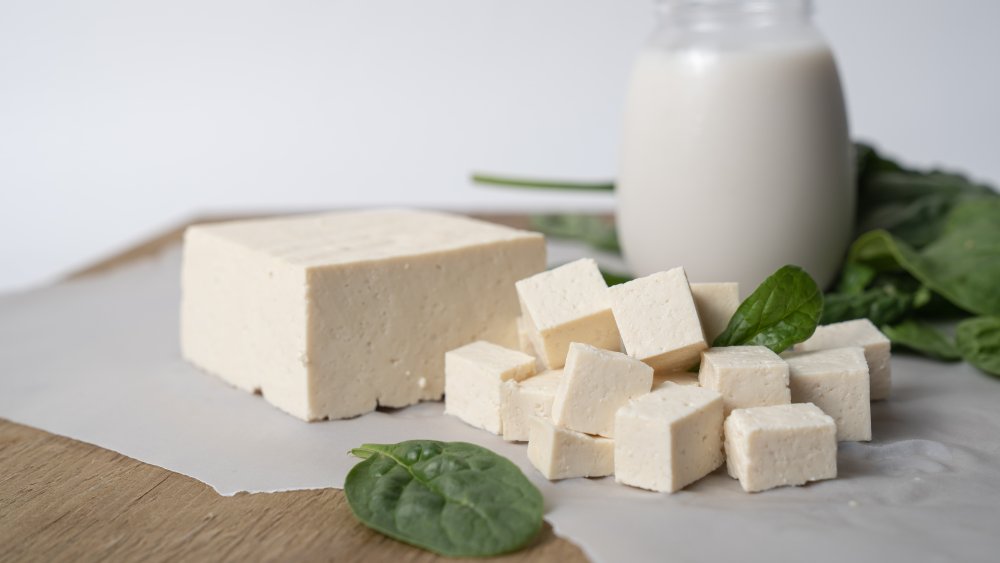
[471,173,615,191]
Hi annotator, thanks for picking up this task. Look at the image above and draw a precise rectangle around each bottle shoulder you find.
[645,22,829,56]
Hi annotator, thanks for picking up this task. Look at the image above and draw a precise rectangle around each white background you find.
[1,0,998,292]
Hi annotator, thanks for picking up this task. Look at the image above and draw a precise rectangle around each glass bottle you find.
[616,0,852,291]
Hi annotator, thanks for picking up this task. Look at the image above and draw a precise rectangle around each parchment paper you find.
[1,242,998,563]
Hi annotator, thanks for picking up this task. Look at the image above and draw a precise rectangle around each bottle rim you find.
[656,0,812,27]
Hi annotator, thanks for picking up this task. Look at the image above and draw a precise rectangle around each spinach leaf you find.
[344,440,543,557]
[914,205,1000,316]
[600,268,632,287]
[855,144,995,249]
[847,200,1000,317]
[713,265,823,354]
[835,262,876,295]
[529,214,620,253]
[821,286,917,327]
[956,317,1000,377]
[882,320,961,361]
[857,193,962,249]
[860,170,993,208]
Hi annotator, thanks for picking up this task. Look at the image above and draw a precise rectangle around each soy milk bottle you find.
[617,0,852,291]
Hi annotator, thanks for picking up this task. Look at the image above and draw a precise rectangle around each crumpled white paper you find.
[1,242,998,563]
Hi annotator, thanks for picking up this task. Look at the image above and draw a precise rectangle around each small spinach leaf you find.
[882,320,961,361]
[956,317,1000,377]
[344,440,543,557]
[713,265,823,354]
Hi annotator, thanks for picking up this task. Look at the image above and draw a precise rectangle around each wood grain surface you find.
[1,212,590,563]
[0,419,586,563]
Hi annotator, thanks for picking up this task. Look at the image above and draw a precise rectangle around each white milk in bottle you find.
[617,0,852,291]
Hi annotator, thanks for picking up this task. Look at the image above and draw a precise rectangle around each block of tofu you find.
[724,403,837,493]
[796,319,892,400]
[516,316,534,355]
[608,268,707,372]
[500,370,562,442]
[614,383,725,493]
[515,316,546,372]
[181,210,545,421]
[527,416,615,480]
[515,259,621,369]
[691,282,740,344]
[551,343,654,437]
[784,347,871,442]
[698,346,790,416]
[652,371,700,390]
[444,341,536,434]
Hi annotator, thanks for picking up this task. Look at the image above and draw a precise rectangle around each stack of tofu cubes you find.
[445,258,892,493]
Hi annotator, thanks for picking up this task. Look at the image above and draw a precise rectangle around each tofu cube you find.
[500,370,562,442]
[796,319,892,400]
[527,416,615,480]
[784,347,871,442]
[551,343,654,437]
[444,341,536,434]
[698,346,791,416]
[515,316,535,355]
[515,316,546,372]
[724,403,837,493]
[515,259,621,369]
[608,268,707,371]
[690,282,740,344]
[181,210,545,421]
[614,383,725,493]
[652,371,700,390]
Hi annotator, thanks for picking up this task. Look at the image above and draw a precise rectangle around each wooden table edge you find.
[2,211,590,563]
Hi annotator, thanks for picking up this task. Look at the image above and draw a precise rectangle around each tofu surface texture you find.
[615,383,725,493]
[785,347,871,441]
[500,369,562,441]
[515,258,621,369]
[445,341,536,434]
[608,268,707,372]
[690,282,740,344]
[796,318,892,400]
[551,343,654,438]
[724,403,837,493]
[527,416,615,480]
[699,346,791,416]
[652,372,700,389]
[181,209,545,421]
[515,316,535,355]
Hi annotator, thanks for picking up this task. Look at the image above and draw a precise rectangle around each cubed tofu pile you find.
[444,259,893,493]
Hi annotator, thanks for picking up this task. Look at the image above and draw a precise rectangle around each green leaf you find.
[943,196,1000,229]
[713,265,823,354]
[857,193,962,249]
[600,268,632,287]
[529,214,620,253]
[882,320,961,361]
[854,143,995,250]
[847,201,1000,317]
[821,286,916,327]
[956,317,1000,377]
[835,262,876,295]
[860,170,993,207]
[344,440,543,558]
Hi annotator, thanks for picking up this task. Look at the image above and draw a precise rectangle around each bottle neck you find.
[657,0,812,31]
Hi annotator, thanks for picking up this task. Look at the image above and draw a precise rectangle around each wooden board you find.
[1,213,588,563]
